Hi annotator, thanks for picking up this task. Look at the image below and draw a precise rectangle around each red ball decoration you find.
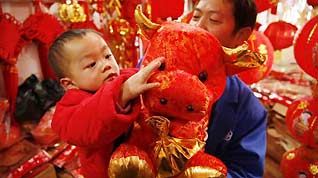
[237,31,274,84]
[286,96,318,148]
[255,0,279,13]
[264,21,298,50]
[281,146,318,178]
[149,0,184,20]
[307,0,318,6]
[294,16,318,79]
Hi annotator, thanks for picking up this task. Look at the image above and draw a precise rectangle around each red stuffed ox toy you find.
[108,5,265,178]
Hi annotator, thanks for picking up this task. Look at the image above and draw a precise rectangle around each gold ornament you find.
[297,101,309,110]
[309,164,318,175]
[146,116,205,178]
[58,0,86,23]
[177,166,226,178]
[108,156,155,178]
[286,152,295,160]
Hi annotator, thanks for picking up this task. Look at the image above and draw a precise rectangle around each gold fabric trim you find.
[108,156,155,178]
[146,116,205,178]
[177,166,226,178]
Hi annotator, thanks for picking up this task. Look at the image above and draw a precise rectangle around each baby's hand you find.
[118,57,165,107]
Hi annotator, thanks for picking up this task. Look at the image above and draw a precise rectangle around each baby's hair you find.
[48,29,103,79]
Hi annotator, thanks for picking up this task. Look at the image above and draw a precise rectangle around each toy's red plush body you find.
[108,22,226,178]
[108,17,264,178]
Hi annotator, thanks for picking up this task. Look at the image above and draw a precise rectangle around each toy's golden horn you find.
[134,4,160,40]
[222,42,266,76]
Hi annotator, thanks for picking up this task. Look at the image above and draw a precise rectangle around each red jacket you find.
[52,69,140,178]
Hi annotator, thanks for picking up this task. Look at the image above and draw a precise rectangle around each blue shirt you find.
[206,75,267,178]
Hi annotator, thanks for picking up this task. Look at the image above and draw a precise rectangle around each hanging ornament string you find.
[33,0,41,13]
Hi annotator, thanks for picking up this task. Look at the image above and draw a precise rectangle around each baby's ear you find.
[60,77,77,90]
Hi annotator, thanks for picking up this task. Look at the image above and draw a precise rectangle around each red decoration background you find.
[149,0,184,20]
[255,0,279,13]
[237,31,274,85]
[294,16,318,79]
[264,21,298,50]
[281,146,318,178]
[307,0,318,6]
[285,96,318,148]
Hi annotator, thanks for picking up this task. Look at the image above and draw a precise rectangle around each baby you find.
[48,29,164,178]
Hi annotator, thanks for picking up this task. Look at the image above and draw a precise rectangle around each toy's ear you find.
[222,42,266,76]
[134,4,160,40]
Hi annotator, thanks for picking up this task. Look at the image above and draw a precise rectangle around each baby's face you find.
[63,32,120,91]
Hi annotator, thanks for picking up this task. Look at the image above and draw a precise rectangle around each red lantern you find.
[264,21,298,50]
[294,16,318,79]
[149,0,184,20]
[255,0,279,13]
[307,0,318,6]
[286,96,318,148]
[281,145,318,178]
[237,31,274,84]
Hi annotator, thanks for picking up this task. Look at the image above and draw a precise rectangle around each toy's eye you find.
[187,105,194,112]
[160,98,168,105]
[198,71,208,82]
[158,63,165,71]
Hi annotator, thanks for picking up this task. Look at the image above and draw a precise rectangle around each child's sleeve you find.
[52,69,140,148]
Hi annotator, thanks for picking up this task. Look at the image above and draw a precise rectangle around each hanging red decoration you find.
[21,12,65,79]
[255,0,279,13]
[294,16,318,79]
[264,21,298,50]
[286,96,318,148]
[237,31,274,85]
[149,0,184,21]
[307,0,318,7]
[0,13,24,64]
[281,145,318,178]
[22,12,65,45]
[106,18,138,68]
[0,13,26,122]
